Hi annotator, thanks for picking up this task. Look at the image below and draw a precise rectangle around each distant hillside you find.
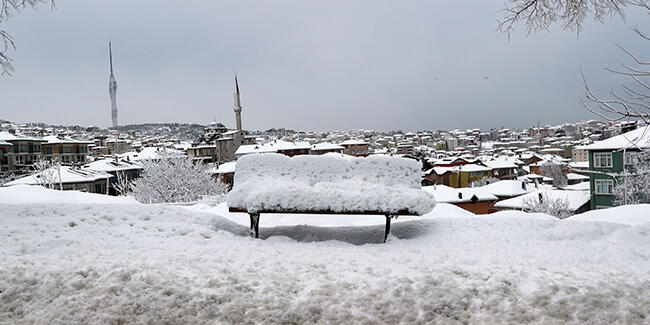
[112,123,206,141]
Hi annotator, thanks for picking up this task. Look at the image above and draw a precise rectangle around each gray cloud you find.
[1,0,649,131]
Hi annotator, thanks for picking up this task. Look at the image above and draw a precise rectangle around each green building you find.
[581,126,650,209]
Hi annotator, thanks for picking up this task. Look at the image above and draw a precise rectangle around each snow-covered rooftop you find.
[4,166,112,186]
[580,125,650,150]
[567,173,589,181]
[118,147,186,161]
[42,135,94,145]
[422,185,497,204]
[311,142,344,151]
[494,189,590,211]
[212,161,236,174]
[481,157,520,169]
[339,139,368,146]
[479,180,540,198]
[82,159,143,173]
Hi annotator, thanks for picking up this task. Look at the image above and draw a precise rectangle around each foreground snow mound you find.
[227,153,435,214]
[567,204,650,226]
[2,202,650,323]
[0,184,139,205]
[2,200,650,323]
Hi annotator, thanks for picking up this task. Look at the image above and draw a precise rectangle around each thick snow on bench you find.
[227,153,435,215]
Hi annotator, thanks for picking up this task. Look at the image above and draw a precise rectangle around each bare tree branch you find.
[497,0,633,38]
[0,0,54,75]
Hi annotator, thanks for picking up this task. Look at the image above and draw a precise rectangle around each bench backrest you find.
[232,153,422,189]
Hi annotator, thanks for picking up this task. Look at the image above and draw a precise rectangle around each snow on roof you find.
[482,157,519,169]
[118,147,186,161]
[479,180,538,198]
[0,184,138,204]
[0,131,45,142]
[566,173,589,181]
[311,142,344,151]
[275,140,311,151]
[235,144,277,156]
[4,166,113,186]
[82,159,143,172]
[458,164,492,172]
[566,182,590,191]
[228,153,435,215]
[174,142,192,150]
[566,204,650,226]
[569,161,589,169]
[212,161,236,174]
[339,139,368,146]
[421,185,497,204]
[519,173,553,182]
[42,135,94,145]
[494,189,590,211]
[0,139,12,146]
[580,125,650,150]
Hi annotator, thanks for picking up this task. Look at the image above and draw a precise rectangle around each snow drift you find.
[1,187,649,323]
[227,153,435,215]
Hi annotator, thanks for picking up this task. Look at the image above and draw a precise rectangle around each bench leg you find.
[384,214,394,243]
[249,213,260,239]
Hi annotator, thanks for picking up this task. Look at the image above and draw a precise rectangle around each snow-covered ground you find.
[1,186,649,323]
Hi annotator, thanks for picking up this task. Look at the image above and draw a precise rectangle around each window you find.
[45,147,53,155]
[63,146,73,153]
[625,152,638,165]
[595,179,614,195]
[593,152,612,168]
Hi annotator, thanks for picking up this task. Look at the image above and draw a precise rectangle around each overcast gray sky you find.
[1,1,649,131]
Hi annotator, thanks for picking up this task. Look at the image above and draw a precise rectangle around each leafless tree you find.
[0,0,54,75]
[540,161,568,188]
[499,1,650,124]
[33,157,59,189]
[0,170,15,185]
[580,25,650,123]
[497,0,648,37]
[113,170,131,196]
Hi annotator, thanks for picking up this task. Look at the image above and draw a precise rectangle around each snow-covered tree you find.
[0,170,14,186]
[129,155,228,204]
[1,0,54,75]
[613,150,650,205]
[540,161,567,188]
[113,170,131,196]
[522,191,572,219]
[33,157,60,190]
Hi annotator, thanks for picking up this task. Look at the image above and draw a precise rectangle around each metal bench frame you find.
[228,207,417,243]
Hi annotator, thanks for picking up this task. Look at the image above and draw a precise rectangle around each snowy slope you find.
[0,189,649,323]
[566,204,650,226]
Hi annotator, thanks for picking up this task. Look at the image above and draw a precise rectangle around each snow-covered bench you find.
[227,153,435,242]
